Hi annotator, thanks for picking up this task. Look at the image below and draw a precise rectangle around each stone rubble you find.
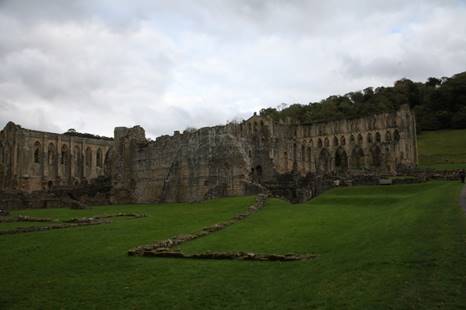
[128,195,318,262]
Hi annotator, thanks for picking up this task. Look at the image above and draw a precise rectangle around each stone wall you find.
[0,122,113,192]
[110,105,417,203]
[0,105,417,204]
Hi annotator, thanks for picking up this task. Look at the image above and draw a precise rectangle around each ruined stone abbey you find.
[0,104,417,205]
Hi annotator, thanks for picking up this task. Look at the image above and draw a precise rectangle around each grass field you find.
[417,128,466,170]
[0,182,465,309]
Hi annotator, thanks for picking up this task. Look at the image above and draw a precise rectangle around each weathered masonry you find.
[0,122,113,192]
[110,105,417,203]
[0,105,417,202]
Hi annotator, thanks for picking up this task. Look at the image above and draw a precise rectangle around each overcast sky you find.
[0,0,465,138]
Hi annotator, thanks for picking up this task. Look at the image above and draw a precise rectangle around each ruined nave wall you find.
[111,105,417,203]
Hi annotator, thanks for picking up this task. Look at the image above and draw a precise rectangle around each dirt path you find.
[459,185,466,213]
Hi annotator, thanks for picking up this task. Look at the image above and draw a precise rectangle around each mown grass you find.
[0,183,465,309]
[418,129,466,170]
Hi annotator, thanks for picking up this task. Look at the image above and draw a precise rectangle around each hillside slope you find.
[417,129,466,170]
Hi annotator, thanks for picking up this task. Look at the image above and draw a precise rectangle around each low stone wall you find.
[129,194,318,262]
[0,213,146,235]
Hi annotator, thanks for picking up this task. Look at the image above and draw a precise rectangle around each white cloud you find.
[0,0,465,138]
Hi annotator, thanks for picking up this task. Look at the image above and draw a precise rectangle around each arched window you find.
[61,145,68,165]
[284,151,288,171]
[333,136,339,146]
[394,130,400,142]
[350,135,355,144]
[367,133,373,144]
[385,131,392,142]
[351,146,365,169]
[335,147,348,172]
[318,138,323,148]
[375,132,381,143]
[96,148,103,168]
[319,148,330,174]
[357,134,363,145]
[324,137,329,147]
[371,145,382,168]
[307,147,312,168]
[33,141,41,163]
[340,136,346,146]
[85,147,92,168]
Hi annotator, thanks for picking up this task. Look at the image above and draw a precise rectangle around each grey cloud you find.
[0,0,465,137]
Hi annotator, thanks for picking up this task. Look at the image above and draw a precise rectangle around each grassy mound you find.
[418,129,466,170]
[0,183,465,309]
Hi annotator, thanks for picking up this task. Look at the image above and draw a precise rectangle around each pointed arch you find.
[333,136,339,146]
[367,133,373,144]
[318,138,323,148]
[96,148,103,168]
[351,146,365,169]
[370,145,382,168]
[385,131,392,142]
[335,147,348,172]
[357,134,363,145]
[394,129,400,142]
[307,147,312,171]
[350,135,355,144]
[375,132,381,143]
[33,141,41,164]
[318,148,331,174]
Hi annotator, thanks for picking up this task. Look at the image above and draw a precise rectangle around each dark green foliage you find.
[260,71,466,131]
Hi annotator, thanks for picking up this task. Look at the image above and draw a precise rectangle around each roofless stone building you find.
[0,104,417,204]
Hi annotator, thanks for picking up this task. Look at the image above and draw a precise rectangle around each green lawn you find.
[0,183,465,309]
[418,129,466,170]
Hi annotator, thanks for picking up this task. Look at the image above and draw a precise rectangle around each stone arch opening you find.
[375,132,381,143]
[340,136,346,146]
[96,148,103,168]
[335,147,348,172]
[394,130,400,142]
[307,147,312,170]
[367,133,373,144]
[333,136,339,146]
[385,131,392,142]
[318,138,323,148]
[33,141,41,163]
[351,146,365,169]
[318,148,330,174]
[357,134,363,145]
[284,151,288,171]
[85,147,92,177]
[104,149,112,176]
[324,137,329,147]
[370,145,382,168]
[350,135,355,144]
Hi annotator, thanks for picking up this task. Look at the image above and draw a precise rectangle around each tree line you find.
[259,71,466,132]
